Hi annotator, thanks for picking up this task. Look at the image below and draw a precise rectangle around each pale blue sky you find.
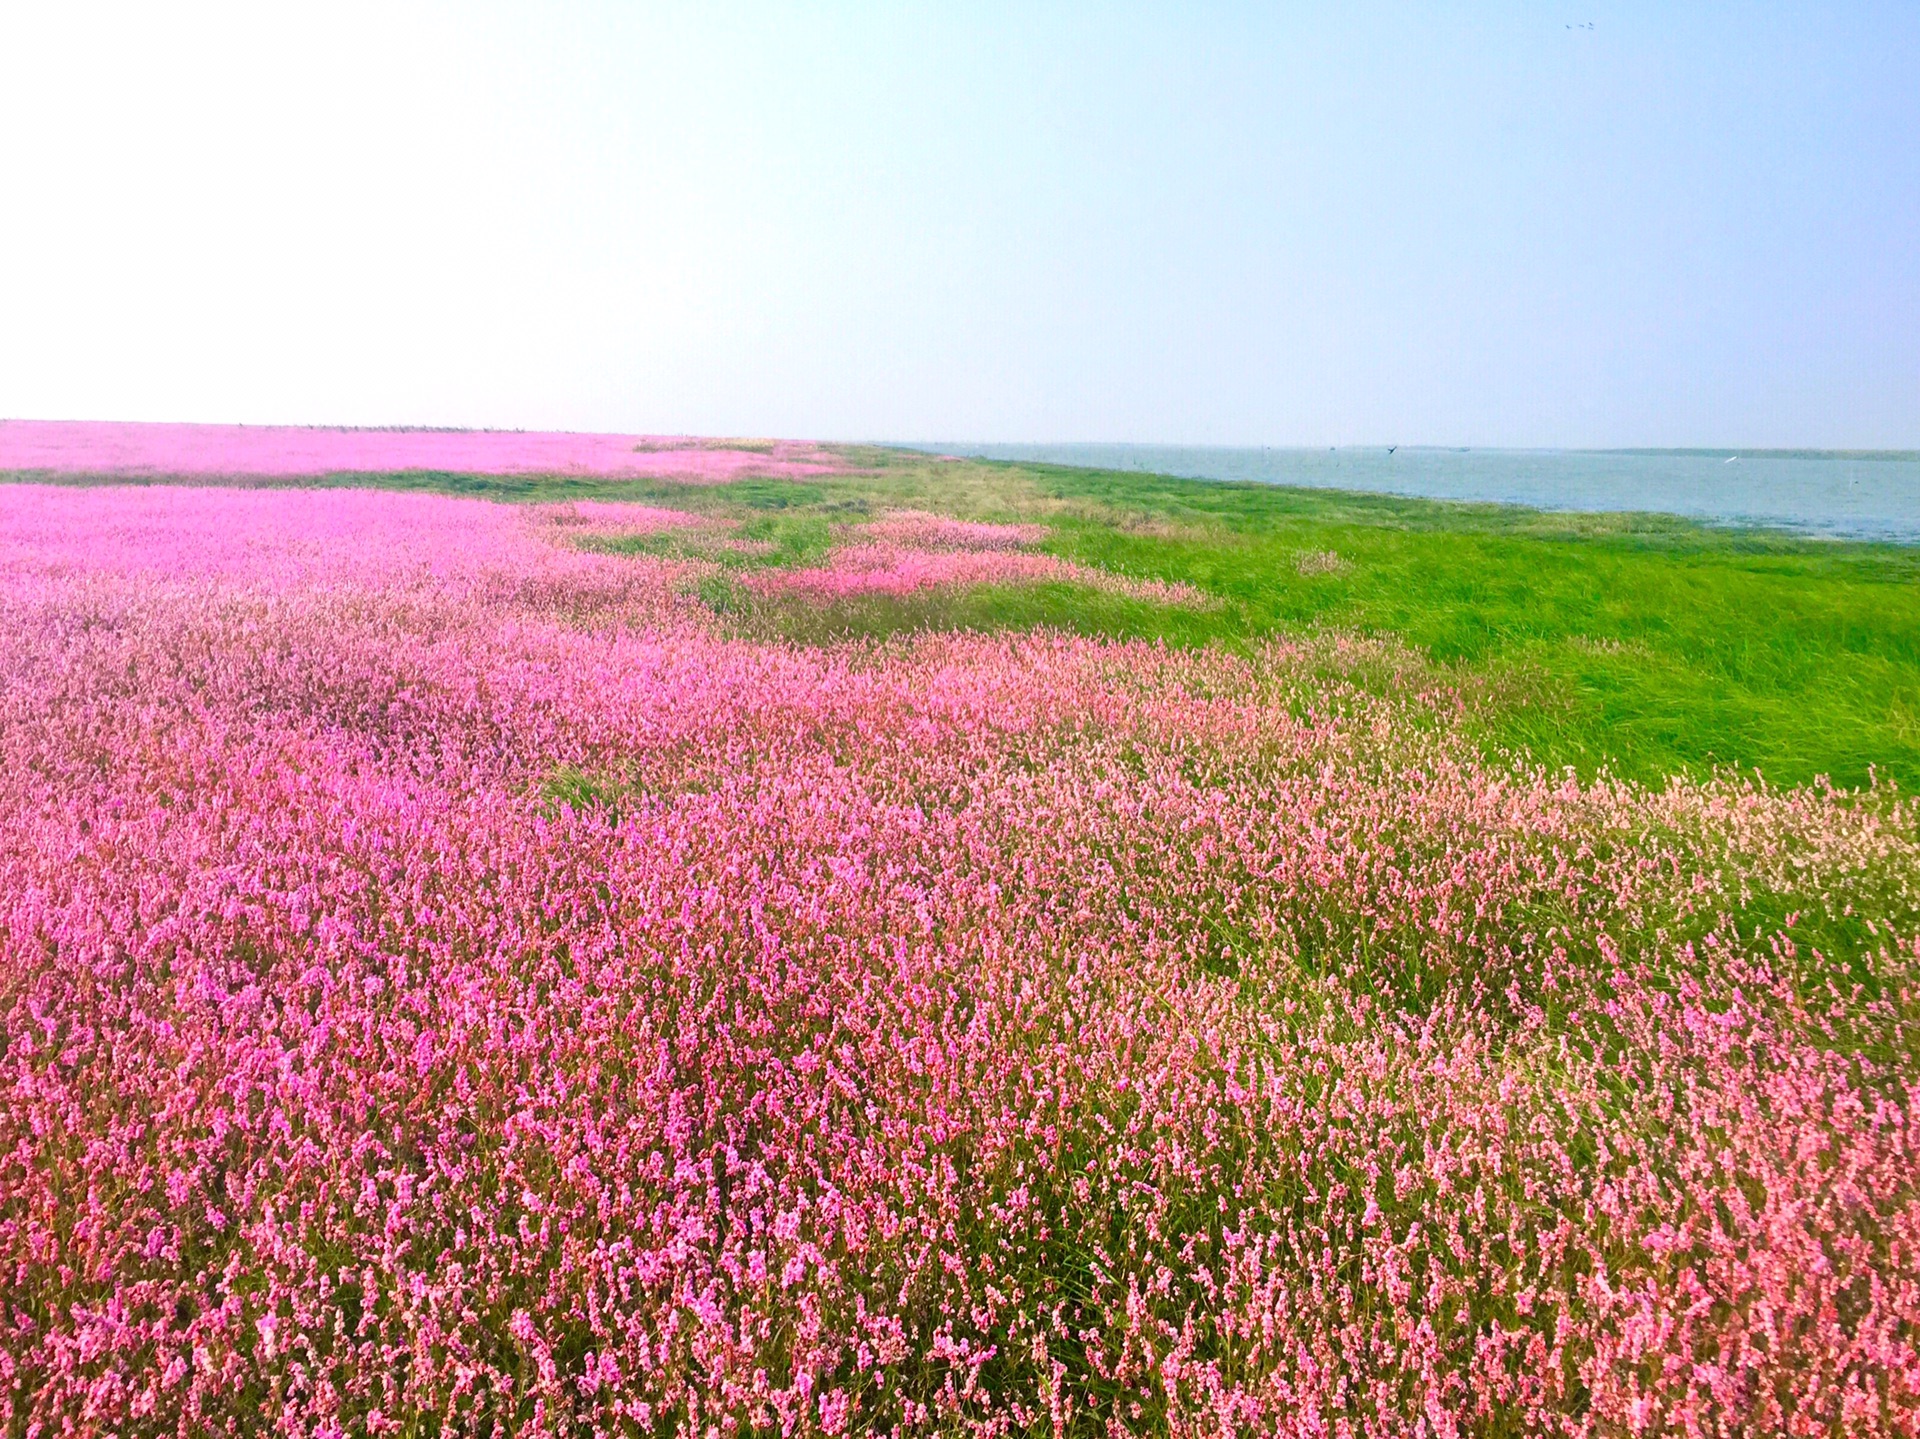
[2,3,1915,446]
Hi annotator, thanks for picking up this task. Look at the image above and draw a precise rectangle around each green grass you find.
[14,446,1919,789]
[1022,464,1920,790]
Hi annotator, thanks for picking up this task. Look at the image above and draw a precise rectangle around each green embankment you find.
[18,447,1920,788]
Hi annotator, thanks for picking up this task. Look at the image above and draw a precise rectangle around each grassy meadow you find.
[6,454,1919,1434]
[92,444,1913,790]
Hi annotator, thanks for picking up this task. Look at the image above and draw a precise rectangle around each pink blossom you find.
[858,511,1049,551]
[1,482,1916,1436]
[0,418,841,481]
[756,540,1215,606]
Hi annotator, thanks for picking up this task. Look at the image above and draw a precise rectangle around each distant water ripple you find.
[909,444,1920,544]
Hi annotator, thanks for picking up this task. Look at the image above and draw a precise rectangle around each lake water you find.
[907,444,1920,544]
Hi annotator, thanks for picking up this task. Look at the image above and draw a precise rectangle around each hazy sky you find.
[2,3,1915,446]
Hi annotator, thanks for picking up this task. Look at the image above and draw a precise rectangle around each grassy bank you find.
[15,447,1919,788]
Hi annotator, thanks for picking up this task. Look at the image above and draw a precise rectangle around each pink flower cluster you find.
[3,485,1919,1437]
[758,542,1213,607]
[751,510,1211,606]
[539,500,712,539]
[858,512,1049,551]
[0,420,841,482]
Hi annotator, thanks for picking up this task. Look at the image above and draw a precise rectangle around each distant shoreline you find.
[1598,447,1920,462]
[899,441,1920,462]
[897,441,1920,544]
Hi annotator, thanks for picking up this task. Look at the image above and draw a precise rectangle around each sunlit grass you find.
[20,446,1919,787]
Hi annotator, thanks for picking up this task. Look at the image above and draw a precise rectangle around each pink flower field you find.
[0,420,842,482]
[752,543,1214,607]
[4,483,1920,1436]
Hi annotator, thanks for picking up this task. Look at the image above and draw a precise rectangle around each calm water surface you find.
[909,444,1920,544]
